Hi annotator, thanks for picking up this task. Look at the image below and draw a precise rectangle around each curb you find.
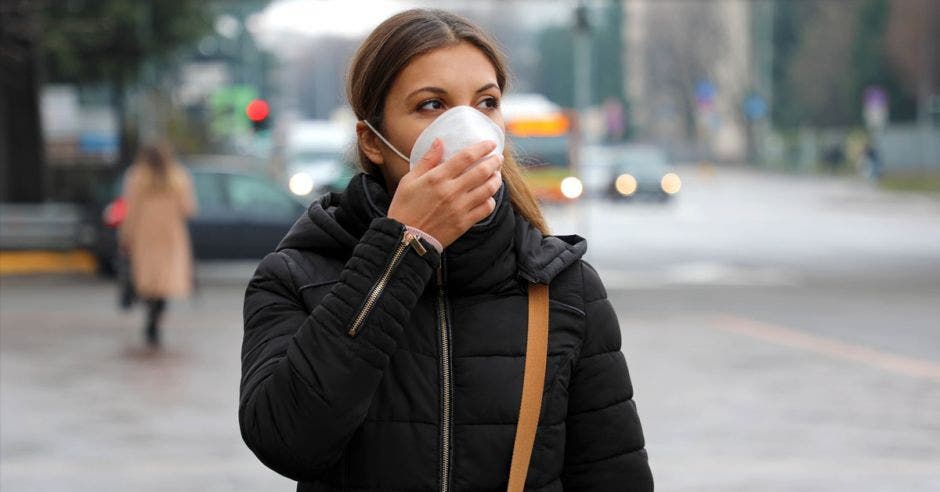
[0,250,98,276]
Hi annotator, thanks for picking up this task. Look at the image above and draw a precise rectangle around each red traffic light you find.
[246,99,270,122]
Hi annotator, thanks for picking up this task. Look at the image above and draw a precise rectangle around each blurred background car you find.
[285,120,356,199]
[95,165,305,275]
[578,145,617,199]
[606,144,682,201]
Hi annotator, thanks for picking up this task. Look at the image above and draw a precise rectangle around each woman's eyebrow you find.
[406,83,499,100]
[406,86,447,99]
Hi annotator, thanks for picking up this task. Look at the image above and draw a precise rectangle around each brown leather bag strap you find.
[507,282,550,492]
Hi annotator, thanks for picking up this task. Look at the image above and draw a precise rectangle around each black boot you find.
[145,321,160,347]
[144,298,165,347]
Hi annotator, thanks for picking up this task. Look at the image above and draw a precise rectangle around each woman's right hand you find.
[387,138,503,249]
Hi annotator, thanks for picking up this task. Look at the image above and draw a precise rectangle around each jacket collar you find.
[279,172,586,295]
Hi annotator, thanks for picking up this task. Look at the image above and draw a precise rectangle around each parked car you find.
[95,167,306,275]
[606,145,682,201]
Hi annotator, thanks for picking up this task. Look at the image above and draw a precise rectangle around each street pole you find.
[0,0,45,202]
[751,0,774,167]
[136,0,157,145]
[573,0,591,238]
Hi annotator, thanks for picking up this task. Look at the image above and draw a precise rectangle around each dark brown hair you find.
[346,8,549,234]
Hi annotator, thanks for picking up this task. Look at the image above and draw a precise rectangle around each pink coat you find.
[119,162,197,298]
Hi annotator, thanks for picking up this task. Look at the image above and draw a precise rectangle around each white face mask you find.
[362,105,505,169]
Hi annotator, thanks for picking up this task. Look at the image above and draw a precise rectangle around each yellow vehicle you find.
[503,94,582,203]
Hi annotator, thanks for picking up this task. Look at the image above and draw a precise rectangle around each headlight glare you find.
[661,173,682,194]
[616,174,638,196]
[560,176,583,199]
[289,172,315,196]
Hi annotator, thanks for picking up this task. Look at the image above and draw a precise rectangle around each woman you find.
[240,9,652,491]
[119,143,197,347]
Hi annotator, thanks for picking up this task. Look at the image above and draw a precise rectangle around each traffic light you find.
[246,98,270,132]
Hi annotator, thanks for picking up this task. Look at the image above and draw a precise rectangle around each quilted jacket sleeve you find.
[561,261,653,491]
[239,217,440,481]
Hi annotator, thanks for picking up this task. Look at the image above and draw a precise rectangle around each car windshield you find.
[290,150,342,162]
[614,148,668,176]
[191,172,227,214]
[227,174,300,218]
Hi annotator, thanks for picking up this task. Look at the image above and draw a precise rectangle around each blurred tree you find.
[771,0,920,129]
[534,1,626,112]
[535,25,573,107]
[592,1,626,114]
[40,0,213,166]
[641,1,733,139]
[785,1,856,127]
[884,0,939,125]
[768,0,806,129]
[849,0,917,124]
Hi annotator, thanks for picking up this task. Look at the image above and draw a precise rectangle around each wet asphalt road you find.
[2,167,939,491]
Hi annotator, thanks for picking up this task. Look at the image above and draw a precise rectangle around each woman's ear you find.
[356,121,386,166]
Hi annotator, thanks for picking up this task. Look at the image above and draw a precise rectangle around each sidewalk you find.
[0,275,290,491]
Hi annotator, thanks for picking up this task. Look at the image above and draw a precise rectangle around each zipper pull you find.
[436,265,443,287]
[401,229,428,256]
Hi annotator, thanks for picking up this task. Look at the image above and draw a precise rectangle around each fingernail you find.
[432,138,441,150]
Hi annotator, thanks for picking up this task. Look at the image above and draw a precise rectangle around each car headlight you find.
[560,176,583,199]
[615,173,637,196]
[660,173,681,194]
[289,172,315,196]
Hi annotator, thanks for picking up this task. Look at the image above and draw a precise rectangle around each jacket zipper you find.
[347,229,427,337]
[437,262,453,492]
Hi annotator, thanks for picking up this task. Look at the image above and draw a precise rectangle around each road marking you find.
[711,314,940,384]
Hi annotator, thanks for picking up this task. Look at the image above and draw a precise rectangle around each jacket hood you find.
[275,191,355,254]
[277,172,586,291]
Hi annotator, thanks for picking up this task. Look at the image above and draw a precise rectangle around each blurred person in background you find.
[119,142,197,347]
[238,9,652,491]
[860,140,883,183]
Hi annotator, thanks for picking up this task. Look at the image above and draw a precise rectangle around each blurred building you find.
[624,0,762,164]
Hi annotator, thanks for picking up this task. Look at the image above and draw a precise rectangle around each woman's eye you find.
[478,97,499,110]
[418,99,444,111]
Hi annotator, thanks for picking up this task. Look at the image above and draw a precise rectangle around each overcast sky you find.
[251,0,574,50]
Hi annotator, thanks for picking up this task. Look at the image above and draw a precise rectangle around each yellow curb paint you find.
[711,314,940,384]
[0,250,97,276]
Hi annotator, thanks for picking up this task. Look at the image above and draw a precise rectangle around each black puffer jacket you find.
[240,173,652,491]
